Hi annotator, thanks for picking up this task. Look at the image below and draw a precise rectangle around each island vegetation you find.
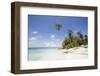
[62,30,88,49]
[55,22,88,49]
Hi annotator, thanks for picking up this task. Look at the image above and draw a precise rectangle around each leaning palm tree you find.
[77,32,83,45]
[68,30,73,42]
[55,22,62,31]
[77,32,83,40]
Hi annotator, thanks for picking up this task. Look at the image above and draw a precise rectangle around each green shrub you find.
[66,43,74,49]
[72,38,79,47]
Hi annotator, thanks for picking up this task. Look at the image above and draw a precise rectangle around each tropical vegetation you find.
[62,30,88,49]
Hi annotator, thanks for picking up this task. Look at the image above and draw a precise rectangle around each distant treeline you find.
[62,30,88,49]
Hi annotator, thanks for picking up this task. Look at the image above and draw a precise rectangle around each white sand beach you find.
[29,46,88,61]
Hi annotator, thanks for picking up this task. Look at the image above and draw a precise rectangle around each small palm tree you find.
[84,35,88,40]
[84,35,88,45]
[68,30,73,42]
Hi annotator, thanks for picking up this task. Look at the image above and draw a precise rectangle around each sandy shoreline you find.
[61,46,88,54]
[60,46,88,59]
[39,46,88,60]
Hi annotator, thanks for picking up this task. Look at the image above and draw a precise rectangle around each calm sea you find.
[28,47,59,61]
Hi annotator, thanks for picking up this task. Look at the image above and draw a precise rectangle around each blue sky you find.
[28,15,88,48]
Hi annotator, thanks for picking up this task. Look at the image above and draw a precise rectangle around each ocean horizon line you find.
[28,47,62,49]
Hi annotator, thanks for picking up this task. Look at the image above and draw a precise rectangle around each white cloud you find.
[30,36,42,41]
[32,31,38,34]
[30,31,42,41]
[30,37,37,40]
[51,34,55,40]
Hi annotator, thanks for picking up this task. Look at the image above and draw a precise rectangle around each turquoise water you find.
[28,47,59,61]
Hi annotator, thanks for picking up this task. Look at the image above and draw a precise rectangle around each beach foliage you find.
[62,30,88,49]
